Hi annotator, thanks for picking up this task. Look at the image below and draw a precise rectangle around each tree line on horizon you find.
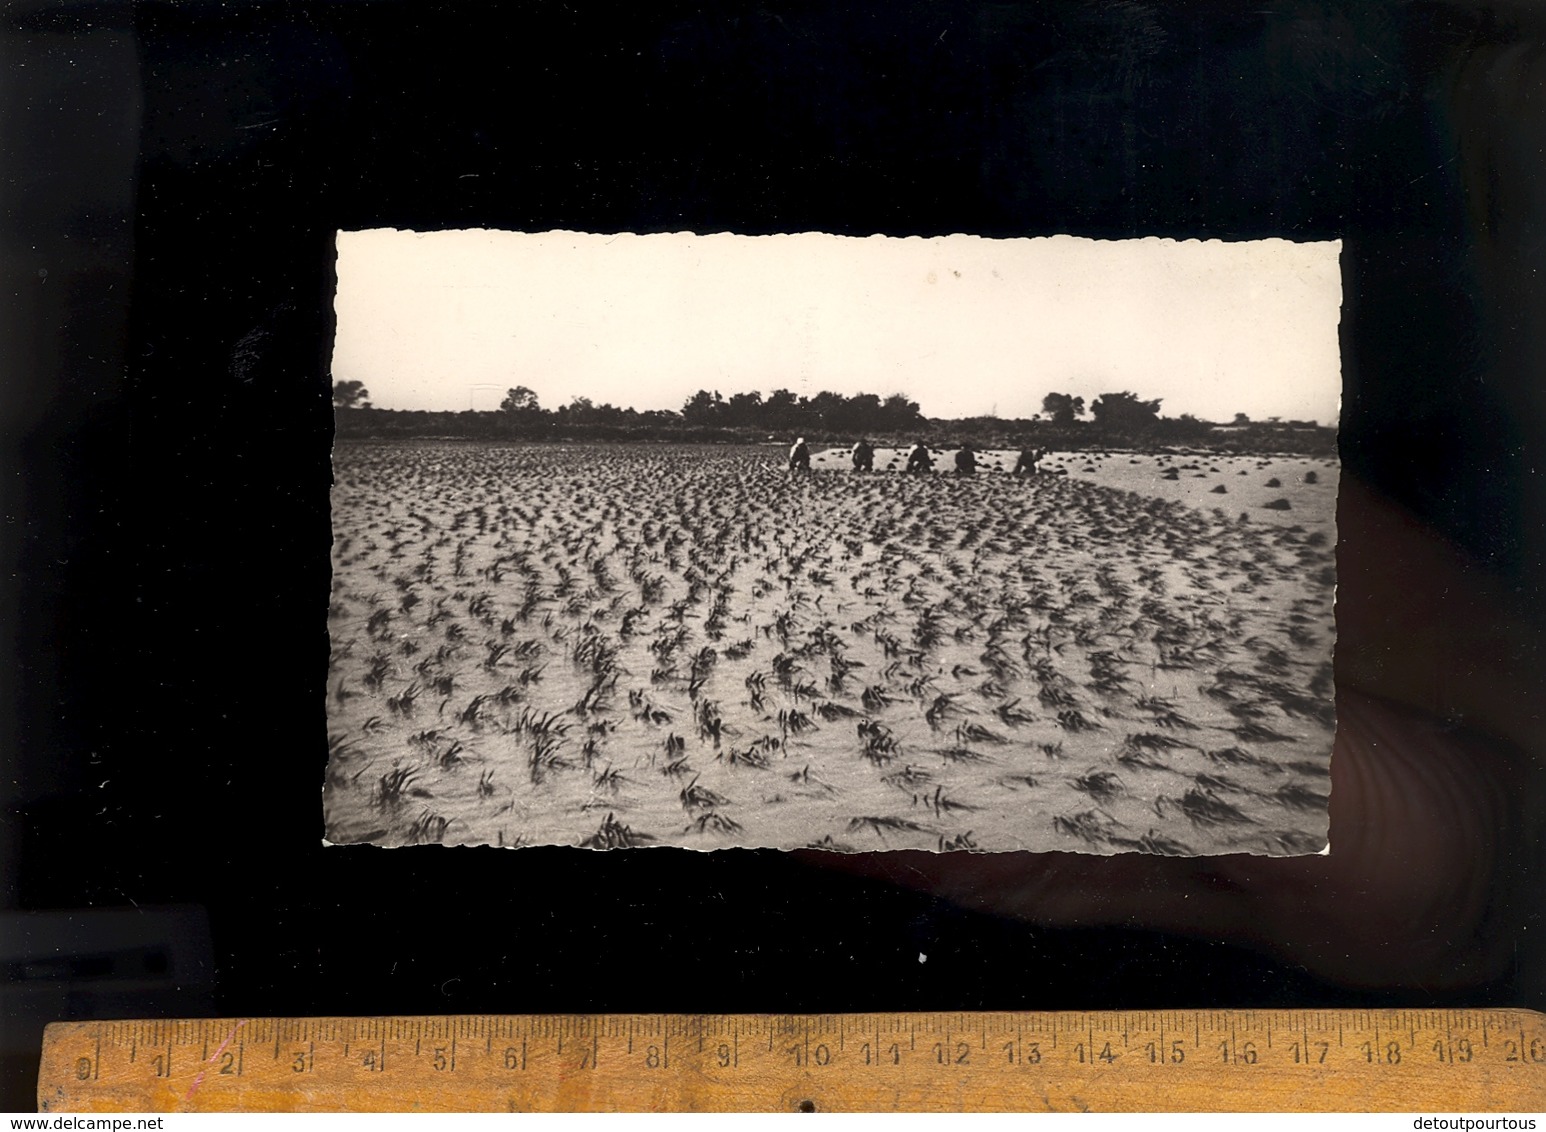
[334,381,1321,433]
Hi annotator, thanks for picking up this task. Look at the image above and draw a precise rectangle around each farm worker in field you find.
[904,442,933,474]
[851,438,874,472]
[788,437,811,474]
[1013,446,1046,476]
[954,443,978,475]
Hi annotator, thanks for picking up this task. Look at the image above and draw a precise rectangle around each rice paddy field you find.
[323,441,1338,855]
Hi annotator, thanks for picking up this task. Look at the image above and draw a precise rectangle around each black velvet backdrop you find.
[6,0,1544,1109]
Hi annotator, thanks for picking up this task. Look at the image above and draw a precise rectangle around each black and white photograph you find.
[322,229,1342,854]
[11,1,1546,1106]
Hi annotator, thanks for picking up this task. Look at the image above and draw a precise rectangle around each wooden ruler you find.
[38,1010,1546,1112]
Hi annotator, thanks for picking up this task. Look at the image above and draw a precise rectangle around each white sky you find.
[332,230,1343,424]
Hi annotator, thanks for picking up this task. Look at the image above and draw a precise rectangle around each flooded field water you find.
[323,441,1337,854]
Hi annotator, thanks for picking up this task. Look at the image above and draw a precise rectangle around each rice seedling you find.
[1116,746,1172,772]
[857,719,901,765]
[721,744,773,770]
[512,706,570,739]
[679,775,731,812]
[1147,704,1200,729]
[1037,683,1079,710]
[786,677,822,700]
[814,700,862,721]
[1192,772,1249,793]
[846,814,935,839]
[956,721,1008,745]
[804,834,857,852]
[861,684,895,711]
[787,763,837,793]
[937,743,991,764]
[629,695,673,726]
[362,652,393,691]
[1157,788,1254,827]
[881,764,932,791]
[591,764,628,794]
[458,693,490,726]
[573,673,616,717]
[1274,829,1326,853]
[1266,686,1336,727]
[374,764,419,805]
[1284,759,1330,778]
[581,812,653,850]
[406,808,452,844]
[688,811,744,835]
[526,733,572,784]
[1270,782,1329,810]
[697,700,726,746]
[1055,708,1101,732]
[777,708,816,741]
[1230,720,1298,743]
[938,831,978,851]
[1205,745,1282,773]
[386,681,421,715]
[1052,809,1120,845]
[1071,769,1125,801]
[1224,699,1271,720]
[1114,829,1192,855]
[917,784,978,816]
[925,693,964,729]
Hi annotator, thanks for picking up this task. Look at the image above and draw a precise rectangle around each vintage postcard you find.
[322,230,1340,854]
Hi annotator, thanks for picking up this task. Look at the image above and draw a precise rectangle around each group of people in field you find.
[786,438,1049,477]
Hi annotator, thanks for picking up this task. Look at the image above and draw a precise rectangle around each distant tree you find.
[1041,392,1085,425]
[1232,412,1251,425]
[725,391,763,427]
[1090,391,1162,429]
[763,389,801,430]
[681,389,725,426]
[500,385,541,414]
[1168,413,1213,439]
[805,390,850,429]
[332,379,371,409]
[562,396,596,423]
[846,392,882,425]
[880,392,923,430]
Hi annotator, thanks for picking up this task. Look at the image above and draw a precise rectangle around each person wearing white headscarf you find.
[788,437,811,473]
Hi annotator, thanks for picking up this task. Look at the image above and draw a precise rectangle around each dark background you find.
[4,0,1544,1111]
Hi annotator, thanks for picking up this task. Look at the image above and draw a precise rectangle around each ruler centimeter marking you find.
[38,1010,1546,1113]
